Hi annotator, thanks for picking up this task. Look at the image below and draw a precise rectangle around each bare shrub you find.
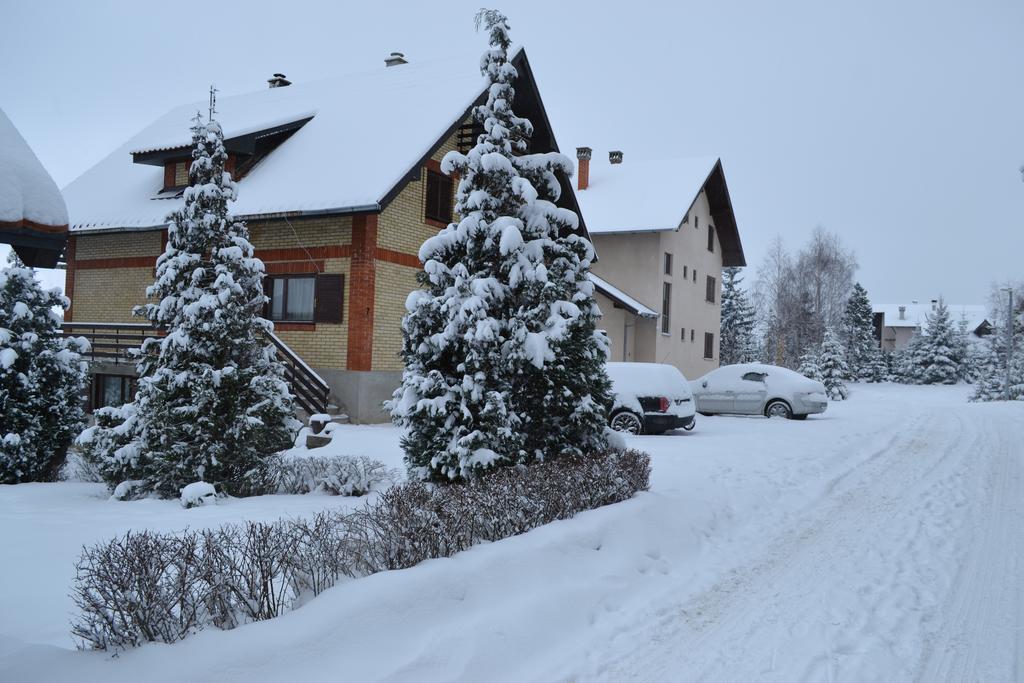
[71,448,650,650]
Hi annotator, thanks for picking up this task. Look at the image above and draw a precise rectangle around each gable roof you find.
[874,303,990,334]
[573,155,745,266]
[589,272,658,318]
[64,48,586,237]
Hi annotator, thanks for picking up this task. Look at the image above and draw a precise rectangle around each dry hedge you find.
[72,448,650,650]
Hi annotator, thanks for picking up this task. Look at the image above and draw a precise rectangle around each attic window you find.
[425,169,453,225]
[163,159,189,190]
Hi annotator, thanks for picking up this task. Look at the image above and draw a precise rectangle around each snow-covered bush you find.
[180,481,217,508]
[818,327,849,400]
[797,347,822,381]
[266,454,398,496]
[85,115,298,498]
[0,252,89,483]
[72,447,649,650]
[388,10,611,480]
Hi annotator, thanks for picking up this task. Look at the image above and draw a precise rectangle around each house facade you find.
[873,300,991,352]
[574,150,745,380]
[62,49,590,423]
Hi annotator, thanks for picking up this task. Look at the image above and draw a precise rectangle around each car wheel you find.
[764,400,792,419]
[683,420,696,431]
[610,410,644,435]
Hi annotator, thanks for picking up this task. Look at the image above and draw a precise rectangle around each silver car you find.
[690,363,828,420]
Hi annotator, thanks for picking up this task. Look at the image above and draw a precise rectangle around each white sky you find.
[3,0,1022,303]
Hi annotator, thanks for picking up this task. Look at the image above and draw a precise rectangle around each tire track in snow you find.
[581,409,990,682]
[915,409,1024,682]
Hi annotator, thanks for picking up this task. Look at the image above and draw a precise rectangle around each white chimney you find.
[931,299,938,311]
[898,305,906,320]
[385,52,408,67]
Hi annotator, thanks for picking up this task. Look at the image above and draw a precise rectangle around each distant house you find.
[873,300,992,351]
[61,49,594,423]
[0,108,68,268]
[572,149,745,379]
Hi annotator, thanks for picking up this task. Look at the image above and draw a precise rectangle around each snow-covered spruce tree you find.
[0,252,88,483]
[818,327,849,399]
[719,267,757,365]
[917,298,959,385]
[389,10,611,480]
[969,343,1005,401]
[864,346,889,383]
[797,346,822,381]
[87,116,298,498]
[841,283,877,380]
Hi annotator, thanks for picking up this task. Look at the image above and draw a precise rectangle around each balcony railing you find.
[61,322,330,416]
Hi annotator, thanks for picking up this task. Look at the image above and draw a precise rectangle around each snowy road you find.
[1,385,1021,682]
[573,400,1024,682]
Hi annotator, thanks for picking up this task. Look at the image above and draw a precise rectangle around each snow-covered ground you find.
[1,383,1021,681]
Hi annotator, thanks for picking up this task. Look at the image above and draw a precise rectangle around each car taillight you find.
[658,396,669,412]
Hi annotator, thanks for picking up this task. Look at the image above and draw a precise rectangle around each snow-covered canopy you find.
[64,50,534,232]
[572,155,745,266]
[0,109,67,229]
[874,303,990,334]
[588,272,657,318]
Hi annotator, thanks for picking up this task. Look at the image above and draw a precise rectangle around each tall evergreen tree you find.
[969,343,1005,401]
[0,252,89,483]
[917,298,960,385]
[841,282,877,379]
[719,267,757,365]
[389,10,611,480]
[818,326,849,400]
[85,115,297,497]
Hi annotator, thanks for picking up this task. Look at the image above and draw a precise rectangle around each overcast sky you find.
[3,0,1022,303]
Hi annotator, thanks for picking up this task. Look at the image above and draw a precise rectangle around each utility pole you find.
[1007,286,1015,401]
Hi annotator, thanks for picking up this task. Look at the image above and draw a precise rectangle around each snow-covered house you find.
[573,150,745,379]
[873,300,991,351]
[0,108,68,268]
[62,49,642,422]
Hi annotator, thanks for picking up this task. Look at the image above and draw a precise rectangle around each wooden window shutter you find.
[314,274,344,323]
[163,162,175,189]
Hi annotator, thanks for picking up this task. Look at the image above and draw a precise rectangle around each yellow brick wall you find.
[75,230,162,260]
[372,261,419,371]
[72,267,154,323]
[249,215,352,250]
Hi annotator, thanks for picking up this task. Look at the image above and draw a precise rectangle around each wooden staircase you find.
[62,322,331,416]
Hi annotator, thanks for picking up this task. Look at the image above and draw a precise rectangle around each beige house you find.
[61,49,590,423]
[574,150,745,380]
[873,301,991,351]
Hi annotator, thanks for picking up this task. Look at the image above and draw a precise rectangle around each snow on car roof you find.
[63,49,511,231]
[607,362,691,397]
[574,156,719,234]
[0,108,68,228]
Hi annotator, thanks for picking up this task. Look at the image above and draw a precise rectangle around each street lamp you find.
[1002,287,1014,401]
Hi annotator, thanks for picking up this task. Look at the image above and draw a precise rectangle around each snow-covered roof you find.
[572,155,745,267]
[589,272,658,318]
[874,303,990,334]
[0,108,68,229]
[63,51,522,232]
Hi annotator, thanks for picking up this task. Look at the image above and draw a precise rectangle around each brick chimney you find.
[576,147,592,191]
[609,150,623,164]
[267,73,291,88]
[385,52,408,67]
